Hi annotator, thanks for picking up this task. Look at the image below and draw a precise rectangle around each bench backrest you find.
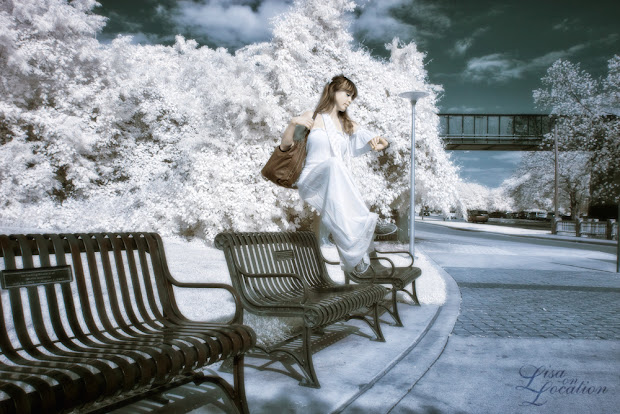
[214,232,334,307]
[0,232,179,354]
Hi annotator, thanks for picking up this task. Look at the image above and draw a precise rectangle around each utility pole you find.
[553,125,559,234]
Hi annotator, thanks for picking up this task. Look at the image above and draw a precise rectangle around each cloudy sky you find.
[94,0,619,188]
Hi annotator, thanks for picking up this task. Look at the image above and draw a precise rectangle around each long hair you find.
[313,75,358,135]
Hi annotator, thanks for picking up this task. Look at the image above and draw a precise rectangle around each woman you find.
[280,75,394,274]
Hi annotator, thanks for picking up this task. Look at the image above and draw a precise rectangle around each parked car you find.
[443,210,457,220]
[467,210,489,223]
[527,210,548,220]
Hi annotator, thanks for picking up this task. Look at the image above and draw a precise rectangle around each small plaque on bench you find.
[274,249,295,261]
[0,266,73,289]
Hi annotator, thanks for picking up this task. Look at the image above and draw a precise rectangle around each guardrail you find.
[553,219,618,240]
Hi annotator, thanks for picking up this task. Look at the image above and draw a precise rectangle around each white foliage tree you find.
[453,181,514,215]
[0,0,462,242]
[501,151,590,217]
[488,186,514,213]
[0,0,107,208]
[456,181,491,211]
[532,56,620,205]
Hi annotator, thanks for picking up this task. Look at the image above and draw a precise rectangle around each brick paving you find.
[453,283,620,340]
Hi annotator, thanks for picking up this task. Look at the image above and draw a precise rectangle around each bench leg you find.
[371,303,386,342]
[232,354,251,414]
[347,303,386,342]
[399,280,420,306]
[255,327,321,388]
[193,355,250,414]
[380,281,421,326]
[379,289,404,327]
[411,280,420,305]
[299,327,321,388]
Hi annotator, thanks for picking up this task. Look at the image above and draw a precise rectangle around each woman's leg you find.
[299,158,377,270]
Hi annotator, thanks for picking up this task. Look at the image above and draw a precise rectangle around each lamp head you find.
[399,91,429,103]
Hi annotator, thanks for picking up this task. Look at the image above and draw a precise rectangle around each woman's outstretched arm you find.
[280,111,314,151]
[351,121,389,153]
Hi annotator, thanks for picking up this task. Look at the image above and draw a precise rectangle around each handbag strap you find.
[307,111,318,139]
[296,112,318,143]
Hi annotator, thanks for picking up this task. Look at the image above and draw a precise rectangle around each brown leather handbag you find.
[261,114,316,188]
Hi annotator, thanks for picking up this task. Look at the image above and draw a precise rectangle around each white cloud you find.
[462,43,590,83]
[462,166,511,176]
[173,0,292,49]
[462,167,485,173]
[97,31,173,45]
[164,0,456,52]
[552,18,579,32]
[352,0,451,46]
[463,53,519,82]
[449,27,488,57]
[444,105,485,113]
[490,153,522,164]
[458,156,481,162]
[451,37,473,56]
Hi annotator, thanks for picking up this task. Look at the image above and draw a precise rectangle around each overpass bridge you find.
[439,114,554,150]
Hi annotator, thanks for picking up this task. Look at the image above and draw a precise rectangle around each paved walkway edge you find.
[332,248,462,413]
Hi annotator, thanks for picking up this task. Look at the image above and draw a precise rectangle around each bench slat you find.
[1,232,255,414]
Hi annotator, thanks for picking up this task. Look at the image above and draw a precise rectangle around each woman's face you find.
[333,90,354,112]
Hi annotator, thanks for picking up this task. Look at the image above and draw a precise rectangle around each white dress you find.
[296,113,378,271]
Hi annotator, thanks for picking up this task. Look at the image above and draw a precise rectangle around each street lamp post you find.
[399,91,429,258]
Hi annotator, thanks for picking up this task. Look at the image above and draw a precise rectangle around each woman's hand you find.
[280,111,314,151]
[292,113,314,130]
[369,136,389,151]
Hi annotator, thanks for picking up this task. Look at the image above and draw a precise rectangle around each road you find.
[389,221,620,413]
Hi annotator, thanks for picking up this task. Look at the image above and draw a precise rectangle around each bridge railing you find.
[439,114,553,138]
[439,114,555,150]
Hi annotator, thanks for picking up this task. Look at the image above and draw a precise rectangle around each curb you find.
[511,233,616,246]
[331,305,442,414]
[335,247,462,413]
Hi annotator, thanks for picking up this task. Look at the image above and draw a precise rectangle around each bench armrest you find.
[320,251,340,266]
[370,256,395,278]
[374,248,415,267]
[166,276,244,324]
[323,257,340,266]
[237,269,310,305]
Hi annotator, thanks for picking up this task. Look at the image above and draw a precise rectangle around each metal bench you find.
[0,232,256,414]
[214,231,388,388]
[342,249,422,327]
